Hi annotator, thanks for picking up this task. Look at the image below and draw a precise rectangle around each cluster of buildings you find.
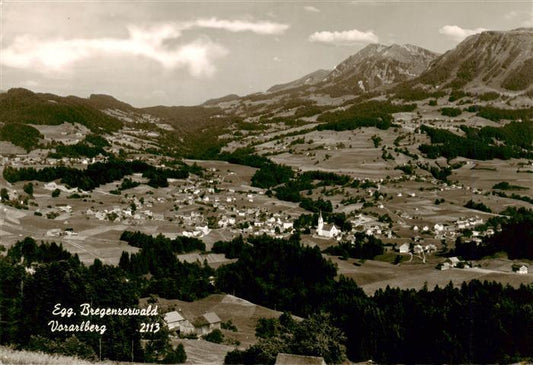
[164,310,221,337]
[2,155,107,168]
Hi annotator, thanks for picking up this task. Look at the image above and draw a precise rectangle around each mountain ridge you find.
[267,69,330,93]
[415,27,533,91]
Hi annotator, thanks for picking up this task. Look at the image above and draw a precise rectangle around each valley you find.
[0,27,532,364]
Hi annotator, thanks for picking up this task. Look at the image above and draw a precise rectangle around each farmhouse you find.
[163,311,195,335]
[447,257,461,267]
[193,312,221,336]
[398,243,410,253]
[512,264,528,275]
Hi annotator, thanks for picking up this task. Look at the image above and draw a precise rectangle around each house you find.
[424,244,437,253]
[446,257,461,267]
[195,225,211,237]
[275,353,326,365]
[164,311,185,331]
[282,222,293,231]
[512,264,528,275]
[398,243,410,253]
[193,312,221,335]
[164,311,195,335]
[316,212,340,238]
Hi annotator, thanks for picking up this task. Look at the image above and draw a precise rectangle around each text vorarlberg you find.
[48,303,159,335]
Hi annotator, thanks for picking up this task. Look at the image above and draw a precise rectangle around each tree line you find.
[316,100,416,131]
[3,158,195,191]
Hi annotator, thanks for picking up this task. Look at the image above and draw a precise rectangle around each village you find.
[0,142,530,283]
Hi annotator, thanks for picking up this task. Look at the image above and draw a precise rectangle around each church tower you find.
[317,211,324,234]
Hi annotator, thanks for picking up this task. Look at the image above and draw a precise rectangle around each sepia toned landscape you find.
[0,2,532,364]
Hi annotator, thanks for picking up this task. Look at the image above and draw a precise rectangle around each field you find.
[141,294,286,349]
[0,346,123,365]
[331,255,533,295]
[177,339,234,365]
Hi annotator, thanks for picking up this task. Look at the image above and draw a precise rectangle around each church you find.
[316,211,340,239]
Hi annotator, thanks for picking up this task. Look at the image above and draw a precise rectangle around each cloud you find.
[504,11,518,20]
[309,29,378,45]
[191,18,289,34]
[1,18,288,76]
[1,25,227,77]
[504,9,533,26]
[349,0,398,6]
[304,5,320,13]
[438,25,487,42]
[521,11,533,27]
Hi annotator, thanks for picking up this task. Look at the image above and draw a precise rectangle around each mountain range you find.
[0,27,531,143]
[259,28,533,100]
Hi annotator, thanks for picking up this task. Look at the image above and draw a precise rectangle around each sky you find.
[0,0,532,107]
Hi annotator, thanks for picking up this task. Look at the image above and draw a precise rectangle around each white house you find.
[513,265,528,275]
[282,222,293,231]
[164,311,184,331]
[398,243,410,253]
[164,311,195,335]
[195,225,211,237]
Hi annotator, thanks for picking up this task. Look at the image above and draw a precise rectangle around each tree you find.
[290,313,347,364]
[256,318,282,339]
[204,329,224,344]
[23,182,34,196]
[119,251,130,271]
[162,344,187,364]
[0,188,9,201]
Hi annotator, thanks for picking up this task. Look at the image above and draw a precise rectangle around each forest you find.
[119,231,206,253]
[419,122,533,160]
[316,100,416,131]
[0,123,43,151]
[2,158,193,191]
[216,234,532,364]
[1,222,531,363]
[0,236,212,362]
[47,134,110,159]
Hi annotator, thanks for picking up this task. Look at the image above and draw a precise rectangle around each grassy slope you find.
[0,347,119,365]
[0,89,123,134]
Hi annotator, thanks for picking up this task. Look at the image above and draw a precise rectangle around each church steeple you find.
[317,210,324,232]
